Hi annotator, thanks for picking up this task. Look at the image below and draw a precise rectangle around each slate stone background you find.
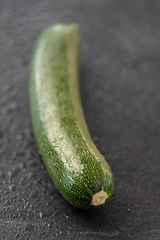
[0,0,160,239]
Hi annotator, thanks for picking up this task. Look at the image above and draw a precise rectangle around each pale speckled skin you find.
[29,24,114,209]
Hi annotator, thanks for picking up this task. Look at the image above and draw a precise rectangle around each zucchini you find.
[29,24,114,209]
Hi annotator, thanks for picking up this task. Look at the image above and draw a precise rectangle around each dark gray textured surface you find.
[0,1,160,239]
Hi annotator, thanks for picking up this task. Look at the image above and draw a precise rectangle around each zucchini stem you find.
[91,190,109,206]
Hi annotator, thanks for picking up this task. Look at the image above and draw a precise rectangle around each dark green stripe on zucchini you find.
[29,24,114,209]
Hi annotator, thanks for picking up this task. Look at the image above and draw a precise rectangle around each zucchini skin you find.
[29,24,114,209]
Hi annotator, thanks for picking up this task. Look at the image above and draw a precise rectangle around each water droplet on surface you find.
[39,212,43,219]
[8,184,16,192]
[93,136,99,143]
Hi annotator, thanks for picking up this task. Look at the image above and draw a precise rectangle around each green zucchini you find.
[29,24,114,209]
